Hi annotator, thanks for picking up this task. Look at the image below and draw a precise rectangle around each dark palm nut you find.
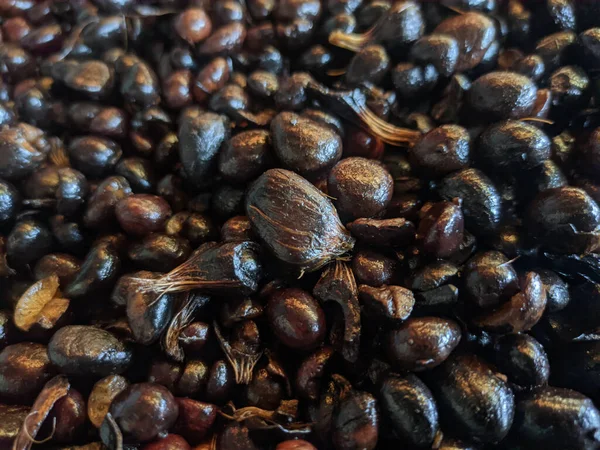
[115,157,156,193]
[246,169,354,272]
[166,212,218,246]
[0,127,46,181]
[417,200,464,258]
[48,325,133,376]
[391,63,438,99]
[173,398,217,444]
[477,120,551,171]
[245,367,285,410]
[247,70,279,99]
[0,342,52,402]
[275,0,321,21]
[513,387,600,449]
[116,194,172,236]
[163,70,193,110]
[467,71,538,120]
[536,269,570,312]
[410,260,459,292]
[534,31,576,72]
[84,176,132,229]
[33,253,81,285]
[345,45,390,86]
[219,130,273,184]
[271,112,342,177]
[409,125,470,177]
[110,383,179,442]
[64,241,120,298]
[145,241,262,297]
[267,288,326,350]
[433,12,497,71]
[580,28,600,69]
[549,65,590,110]
[0,310,15,348]
[464,251,519,309]
[208,84,249,117]
[474,271,547,333]
[206,359,235,404]
[410,34,460,77]
[127,275,175,345]
[0,44,36,82]
[332,389,379,450]
[174,8,212,44]
[211,184,245,220]
[379,373,439,447]
[120,62,160,108]
[0,179,20,225]
[276,18,315,50]
[142,434,191,450]
[545,285,600,343]
[214,1,245,24]
[61,60,114,99]
[579,127,600,181]
[177,359,209,397]
[296,347,334,401]
[193,57,230,103]
[274,72,313,111]
[298,44,333,73]
[198,23,246,56]
[527,186,600,253]
[47,388,87,442]
[521,160,568,203]
[438,168,502,235]
[179,322,210,354]
[50,215,87,254]
[128,234,191,272]
[178,112,229,189]
[514,54,546,81]
[217,422,260,450]
[347,217,415,247]
[359,284,414,322]
[68,136,122,178]
[276,440,317,450]
[352,249,397,287]
[493,333,549,388]
[7,218,53,267]
[329,157,394,221]
[387,316,461,371]
[367,0,424,48]
[221,296,263,327]
[221,216,253,242]
[430,353,515,443]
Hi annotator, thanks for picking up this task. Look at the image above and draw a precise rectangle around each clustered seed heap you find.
[1,0,600,449]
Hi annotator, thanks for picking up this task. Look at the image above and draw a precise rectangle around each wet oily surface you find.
[2,0,600,449]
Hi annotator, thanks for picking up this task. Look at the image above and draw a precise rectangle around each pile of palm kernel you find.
[1,0,600,449]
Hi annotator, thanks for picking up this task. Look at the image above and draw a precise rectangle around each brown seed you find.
[271,112,342,176]
[359,284,415,322]
[115,194,172,236]
[387,317,461,371]
[174,8,212,44]
[267,288,326,350]
[347,217,415,248]
[417,200,464,259]
[473,272,547,333]
[434,12,497,71]
[328,157,394,221]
